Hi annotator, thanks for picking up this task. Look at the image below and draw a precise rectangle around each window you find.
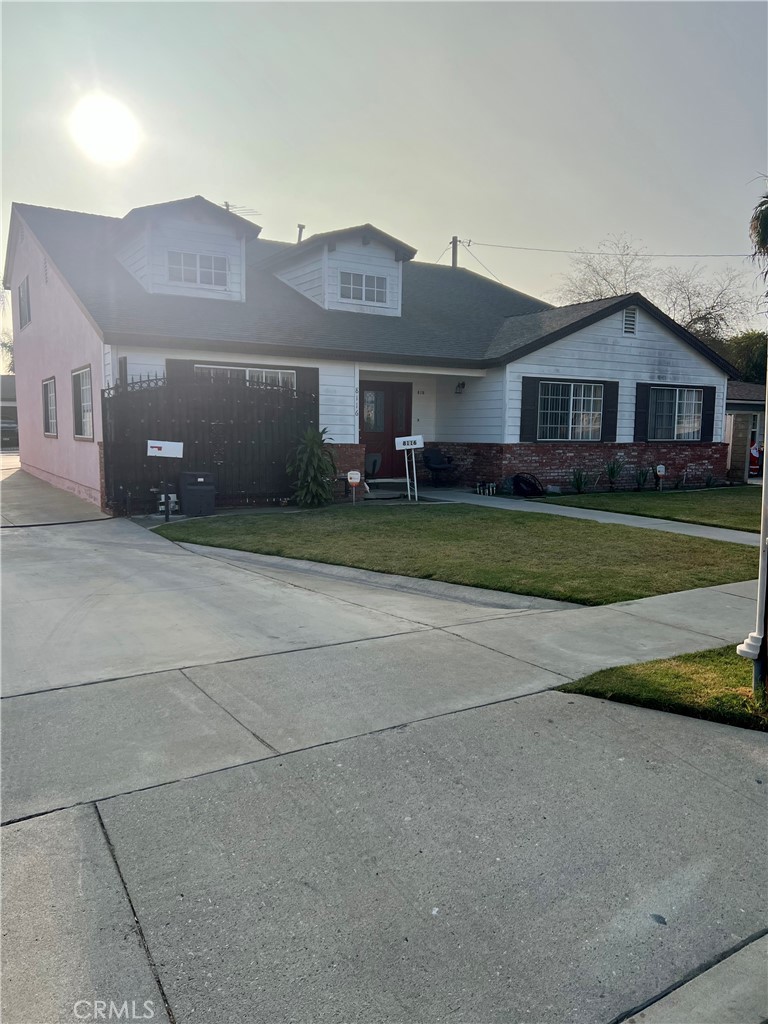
[623,307,637,335]
[340,272,386,304]
[168,251,228,288]
[363,390,385,431]
[195,365,296,389]
[43,378,57,436]
[649,386,703,440]
[72,367,93,439]
[18,276,30,328]
[538,381,603,441]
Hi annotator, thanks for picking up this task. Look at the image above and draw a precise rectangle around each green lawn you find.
[154,503,758,606]
[560,646,767,731]
[540,485,761,532]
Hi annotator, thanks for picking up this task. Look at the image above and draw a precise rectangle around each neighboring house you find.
[1,374,18,449]
[3,196,737,509]
[725,381,765,481]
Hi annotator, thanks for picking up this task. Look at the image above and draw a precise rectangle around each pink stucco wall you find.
[10,217,105,505]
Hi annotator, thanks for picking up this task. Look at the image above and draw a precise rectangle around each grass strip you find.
[559,646,767,731]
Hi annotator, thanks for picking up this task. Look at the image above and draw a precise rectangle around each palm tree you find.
[749,191,768,284]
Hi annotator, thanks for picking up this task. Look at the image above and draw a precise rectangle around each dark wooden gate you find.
[102,373,318,514]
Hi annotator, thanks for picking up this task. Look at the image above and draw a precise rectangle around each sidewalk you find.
[420,487,760,546]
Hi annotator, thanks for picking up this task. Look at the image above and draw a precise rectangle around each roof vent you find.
[623,307,637,335]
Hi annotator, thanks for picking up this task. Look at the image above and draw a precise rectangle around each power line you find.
[459,240,503,282]
[433,244,451,265]
[468,240,750,258]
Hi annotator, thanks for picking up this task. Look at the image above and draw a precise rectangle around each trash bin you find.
[179,471,216,517]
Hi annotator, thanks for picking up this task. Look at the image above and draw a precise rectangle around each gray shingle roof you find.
[727,381,765,403]
[9,203,736,374]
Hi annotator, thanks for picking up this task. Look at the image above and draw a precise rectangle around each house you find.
[1,375,18,449]
[3,196,737,510]
[725,381,765,481]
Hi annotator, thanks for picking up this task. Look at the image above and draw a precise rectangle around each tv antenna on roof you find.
[221,201,261,219]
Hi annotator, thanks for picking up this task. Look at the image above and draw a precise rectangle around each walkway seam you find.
[609,926,768,1024]
[94,804,177,1024]
[179,667,282,755]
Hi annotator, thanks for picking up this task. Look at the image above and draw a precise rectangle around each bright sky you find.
[3,1,767,311]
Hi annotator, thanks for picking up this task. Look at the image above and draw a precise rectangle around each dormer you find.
[115,196,260,303]
[267,224,417,317]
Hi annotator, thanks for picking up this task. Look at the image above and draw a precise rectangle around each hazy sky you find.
[3,1,766,309]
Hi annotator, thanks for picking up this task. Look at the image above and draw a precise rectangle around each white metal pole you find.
[412,449,419,502]
[737,369,768,705]
[404,448,412,500]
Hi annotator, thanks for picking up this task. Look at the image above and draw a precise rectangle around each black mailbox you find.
[179,471,216,518]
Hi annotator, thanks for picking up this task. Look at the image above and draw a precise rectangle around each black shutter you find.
[601,382,619,442]
[520,377,540,442]
[165,359,195,384]
[634,383,651,441]
[295,367,319,398]
[700,386,716,442]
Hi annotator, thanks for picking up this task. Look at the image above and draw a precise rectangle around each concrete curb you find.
[620,932,768,1024]
[176,543,578,611]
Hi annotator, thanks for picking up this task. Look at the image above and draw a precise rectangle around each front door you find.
[359,381,412,477]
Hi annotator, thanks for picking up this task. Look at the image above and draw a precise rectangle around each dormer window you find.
[168,251,228,288]
[340,271,386,304]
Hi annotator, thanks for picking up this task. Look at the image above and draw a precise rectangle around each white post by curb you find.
[395,435,424,502]
[737,369,768,703]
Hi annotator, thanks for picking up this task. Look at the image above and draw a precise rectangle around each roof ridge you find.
[14,202,121,223]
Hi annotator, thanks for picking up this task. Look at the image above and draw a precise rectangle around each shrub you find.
[287,427,338,508]
[605,457,627,492]
[570,467,591,493]
[634,467,650,492]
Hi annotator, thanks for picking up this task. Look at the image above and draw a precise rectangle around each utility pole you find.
[451,235,459,268]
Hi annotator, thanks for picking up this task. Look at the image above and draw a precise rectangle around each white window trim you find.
[194,364,297,390]
[537,380,604,441]
[43,377,57,437]
[18,276,31,329]
[167,251,230,290]
[339,270,387,305]
[648,386,703,441]
[72,367,93,440]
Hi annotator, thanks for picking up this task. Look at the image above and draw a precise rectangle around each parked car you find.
[1,419,19,449]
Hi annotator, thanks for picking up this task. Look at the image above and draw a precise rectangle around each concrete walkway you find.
[421,487,761,546]
[2,474,766,1024]
[1,454,108,526]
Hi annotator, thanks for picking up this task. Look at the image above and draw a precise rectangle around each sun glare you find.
[68,93,141,166]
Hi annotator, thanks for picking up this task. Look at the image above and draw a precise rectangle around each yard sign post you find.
[395,435,424,501]
[147,440,184,522]
[347,470,361,505]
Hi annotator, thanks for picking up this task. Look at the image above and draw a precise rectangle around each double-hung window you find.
[168,251,228,288]
[72,367,93,439]
[18,276,31,328]
[538,381,604,441]
[43,378,57,436]
[340,272,387,304]
[648,387,703,441]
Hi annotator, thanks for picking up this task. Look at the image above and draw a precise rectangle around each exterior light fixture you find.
[455,381,466,395]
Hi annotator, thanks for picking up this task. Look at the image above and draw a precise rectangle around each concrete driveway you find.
[2,470,766,1024]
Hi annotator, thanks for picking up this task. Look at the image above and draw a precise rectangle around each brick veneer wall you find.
[329,443,366,501]
[422,440,729,490]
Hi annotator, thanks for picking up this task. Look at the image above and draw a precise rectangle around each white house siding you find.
[505,308,727,443]
[325,239,402,316]
[275,250,325,307]
[115,228,150,290]
[435,369,505,443]
[146,215,245,302]
[113,346,360,444]
[11,220,105,504]
[319,364,357,443]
